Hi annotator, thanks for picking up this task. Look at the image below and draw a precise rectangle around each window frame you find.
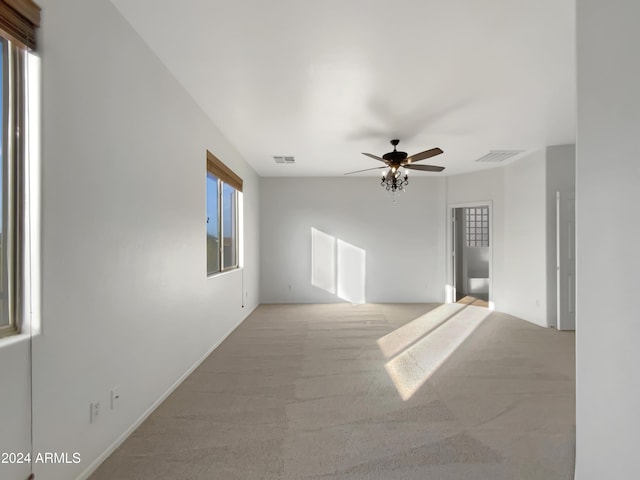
[206,151,242,277]
[0,35,26,338]
[220,181,238,270]
[0,37,9,336]
[0,0,40,339]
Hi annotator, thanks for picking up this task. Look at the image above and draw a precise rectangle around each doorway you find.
[448,203,492,308]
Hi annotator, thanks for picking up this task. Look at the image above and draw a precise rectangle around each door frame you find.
[556,191,576,330]
[446,201,494,309]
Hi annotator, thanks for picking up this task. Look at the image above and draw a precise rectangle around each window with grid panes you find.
[465,207,489,247]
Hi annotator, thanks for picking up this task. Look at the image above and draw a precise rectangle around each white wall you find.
[545,145,575,327]
[0,338,31,480]
[2,2,260,479]
[575,1,640,478]
[502,150,549,327]
[260,158,555,324]
[260,177,447,303]
[446,152,559,328]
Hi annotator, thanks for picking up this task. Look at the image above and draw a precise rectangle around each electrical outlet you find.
[90,401,100,424]
[111,387,121,410]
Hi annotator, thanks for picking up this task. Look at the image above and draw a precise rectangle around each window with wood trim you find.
[0,0,40,338]
[206,151,242,276]
[0,0,40,50]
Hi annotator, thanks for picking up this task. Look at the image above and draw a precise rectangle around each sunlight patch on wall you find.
[337,239,366,304]
[445,283,454,304]
[383,305,490,400]
[311,228,336,294]
[311,228,366,304]
[238,192,244,268]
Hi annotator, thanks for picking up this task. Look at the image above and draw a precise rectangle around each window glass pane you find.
[222,182,237,268]
[465,206,490,248]
[206,174,219,275]
[0,41,6,327]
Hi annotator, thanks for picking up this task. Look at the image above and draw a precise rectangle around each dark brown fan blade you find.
[405,147,444,163]
[404,164,445,172]
[362,152,387,163]
[344,166,386,175]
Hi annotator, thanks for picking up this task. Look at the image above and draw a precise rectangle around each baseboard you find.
[75,303,259,480]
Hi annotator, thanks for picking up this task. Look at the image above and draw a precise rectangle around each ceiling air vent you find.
[475,150,524,163]
[273,156,296,164]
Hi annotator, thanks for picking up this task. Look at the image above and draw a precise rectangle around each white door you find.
[451,209,457,302]
[557,192,576,330]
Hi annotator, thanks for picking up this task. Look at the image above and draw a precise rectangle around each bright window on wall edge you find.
[0,0,41,338]
[206,150,242,276]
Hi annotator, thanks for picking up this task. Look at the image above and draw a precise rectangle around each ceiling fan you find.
[345,139,445,192]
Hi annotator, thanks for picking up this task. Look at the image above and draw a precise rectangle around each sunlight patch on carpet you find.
[384,306,490,400]
[377,304,465,359]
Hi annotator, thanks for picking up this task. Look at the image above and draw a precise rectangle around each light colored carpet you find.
[456,295,489,308]
[90,303,575,479]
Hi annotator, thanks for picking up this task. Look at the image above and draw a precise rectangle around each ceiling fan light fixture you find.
[347,139,444,197]
[381,165,409,193]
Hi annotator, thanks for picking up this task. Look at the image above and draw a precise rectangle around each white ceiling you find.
[111,0,575,177]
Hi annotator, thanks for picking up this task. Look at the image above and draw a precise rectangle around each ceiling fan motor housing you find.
[382,150,408,162]
[383,138,408,163]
